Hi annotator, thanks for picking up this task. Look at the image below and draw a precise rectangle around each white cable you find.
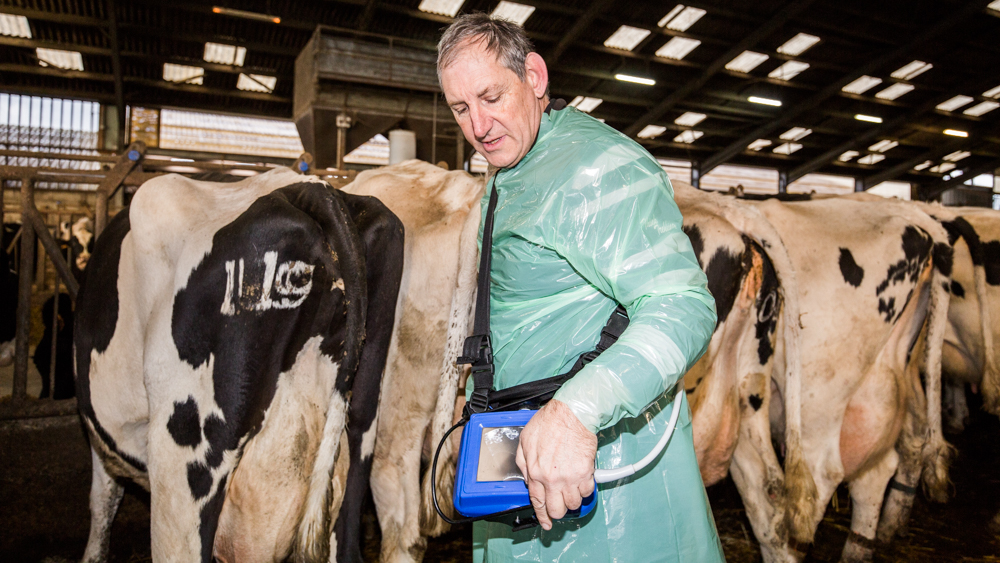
[593,389,684,484]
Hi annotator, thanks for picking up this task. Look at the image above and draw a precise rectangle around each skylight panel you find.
[777,33,820,56]
[913,161,933,171]
[868,140,898,152]
[842,75,883,95]
[748,139,772,151]
[204,42,247,66]
[237,73,276,92]
[890,60,932,80]
[779,127,811,141]
[674,112,706,126]
[725,51,769,73]
[418,0,465,17]
[773,143,802,155]
[637,125,667,139]
[36,48,84,71]
[857,154,885,165]
[0,13,31,38]
[491,1,535,26]
[658,5,706,31]
[988,0,1000,14]
[944,150,971,162]
[964,100,1000,117]
[569,96,603,113]
[655,37,701,60]
[936,95,974,112]
[984,84,1000,99]
[839,150,860,162]
[930,162,956,174]
[768,60,809,81]
[163,63,205,84]
[604,25,651,51]
[875,83,914,100]
[674,130,704,144]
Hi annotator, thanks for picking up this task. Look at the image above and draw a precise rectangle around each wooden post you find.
[13,177,35,402]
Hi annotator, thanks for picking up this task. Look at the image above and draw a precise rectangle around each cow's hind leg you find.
[82,448,125,563]
[877,402,924,542]
[841,450,898,563]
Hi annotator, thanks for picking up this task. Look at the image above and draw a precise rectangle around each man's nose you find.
[470,106,491,139]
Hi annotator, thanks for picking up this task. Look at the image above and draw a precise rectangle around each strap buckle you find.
[458,334,493,366]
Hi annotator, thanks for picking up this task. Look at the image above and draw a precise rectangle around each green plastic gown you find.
[470,105,726,562]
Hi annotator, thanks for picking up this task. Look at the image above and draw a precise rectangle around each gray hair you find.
[437,13,536,83]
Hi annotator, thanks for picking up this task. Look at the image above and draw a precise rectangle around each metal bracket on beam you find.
[95,141,146,238]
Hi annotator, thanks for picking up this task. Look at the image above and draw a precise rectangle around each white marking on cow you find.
[221,252,314,316]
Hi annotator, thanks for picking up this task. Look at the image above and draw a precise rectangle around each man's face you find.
[440,39,548,169]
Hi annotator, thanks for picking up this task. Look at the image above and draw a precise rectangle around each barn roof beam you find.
[922,157,1000,201]
[0,5,108,27]
[547,0,616,65]
[106,0,126,151]
[0,36,112,56]
[698,0,992,177]
[356,0,378,31]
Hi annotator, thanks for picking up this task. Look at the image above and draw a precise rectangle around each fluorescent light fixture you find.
[748,96,781,106]
[858,154,885,165]
[773,143,802,155]
[937,95,974,112]
[637,125,667,139]
[839,150,860,162]
[964,101,1000,117]
[913,161,933,171]
[569,96,603,113]
[748,139,772,151]
[658,5,706,31]
[842,75,883,95]
[868,140,898,153]
[204,42,247,66]
[212,6,280,23]
[615,74,655,86]
[237,73,277,92]
[0,13,31,38]
[875,83,915,100]
[768,60,809,81]
[855,114,883,123]
[674,130,704,144]
[984,84,1000,99]
[780,127,812,141]
[944,150,971,162]
[674,112,706,126]
[604,25,651,51]
[777,33,820,56]
[725,51,768,73]
[163,63,205,84]
[491,1,535,26]
[890,60,932,80]
[944,129,968,137]
[930,162,956,174]
[36,48,84,71]
[655,36,701,60]
[170,158,195,162]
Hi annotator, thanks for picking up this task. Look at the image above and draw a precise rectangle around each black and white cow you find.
[75,168,403,562]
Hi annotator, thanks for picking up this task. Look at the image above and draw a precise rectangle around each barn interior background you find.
[1,0,999,561]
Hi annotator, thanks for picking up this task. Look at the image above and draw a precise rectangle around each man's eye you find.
[454,107,467,116]
[486,97,500,104]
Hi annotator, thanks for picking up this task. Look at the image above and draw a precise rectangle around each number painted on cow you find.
[221,251,315,315]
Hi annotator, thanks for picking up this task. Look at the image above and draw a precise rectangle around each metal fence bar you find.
[12,177,35,403]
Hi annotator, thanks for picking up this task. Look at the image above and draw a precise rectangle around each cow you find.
[66,216,94,282]
[75,168,404,563]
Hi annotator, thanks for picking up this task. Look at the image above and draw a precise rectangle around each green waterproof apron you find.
[470,104,726,563]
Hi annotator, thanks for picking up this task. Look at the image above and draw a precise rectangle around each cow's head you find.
[71,217,94,272]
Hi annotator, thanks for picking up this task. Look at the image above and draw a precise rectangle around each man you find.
[438,14,725,562]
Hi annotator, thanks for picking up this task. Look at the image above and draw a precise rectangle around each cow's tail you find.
[419,197,482,536]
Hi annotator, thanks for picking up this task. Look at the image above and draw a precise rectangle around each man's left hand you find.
[515,399,598,530]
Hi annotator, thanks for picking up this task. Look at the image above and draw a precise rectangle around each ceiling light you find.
[204,42,247,66]
[875,83,915,100]
[964,101,1000,117]
[604,25,651,51]
[637,125,667,139]
[748,96,781,106]
[777,33,820,56]
[674,130,704,144]
[491,1,535,26]
[780,127,812,141]
[842,75,883,95]
[658,5,706,31]
[868,140,898,152]
[773,143,802,155]
[944,150,971,162]
[0,13,31,38]
[855,114,882,123]
[748,139,772,151]
[569,96,603,113]
[936,95,974,112]
[768,60,809,81]
[237,73,276,92]
[839,150,860,162]
[674,112,706,126]
[163,63,205,84]
[913,160,933,171]
[890,60,932,80]
[615,74,655,86]
[655,36,701,60]
[858,154,885,165]
[930,162,956,173]
[725,51,769,73]
[984,84,1000,99]
[988,0,1000,14]
[36,48,84,71]
[944,129,968,137]
[212,6,280,23]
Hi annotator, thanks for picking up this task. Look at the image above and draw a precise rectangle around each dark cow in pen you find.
[76,168,403,563]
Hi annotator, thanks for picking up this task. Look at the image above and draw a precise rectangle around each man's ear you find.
[524,52,549,99]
